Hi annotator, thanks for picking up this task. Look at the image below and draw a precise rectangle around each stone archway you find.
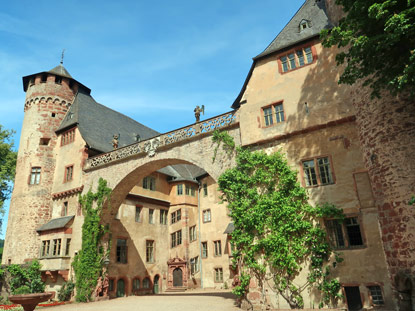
[395,271,414,311]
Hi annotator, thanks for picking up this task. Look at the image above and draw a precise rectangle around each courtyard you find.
[45,290,240,311]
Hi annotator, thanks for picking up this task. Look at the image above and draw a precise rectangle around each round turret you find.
[2,64,84,264]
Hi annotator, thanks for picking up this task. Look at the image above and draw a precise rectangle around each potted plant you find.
[7,260,52,311]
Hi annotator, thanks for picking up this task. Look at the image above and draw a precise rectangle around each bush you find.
[14,286,31,295]
[7,260,45,294]
[58,281,75,301]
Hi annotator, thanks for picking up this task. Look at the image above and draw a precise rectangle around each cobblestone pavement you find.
[46,289,241,311]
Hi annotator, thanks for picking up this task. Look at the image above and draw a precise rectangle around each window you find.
[203,209,211,223]
[39,137,50,146]
[65,165,73,182]
[109,279,114,292]
[160,209,168,225]
[171,209,181,224]
[185,184,191,196]
[143,176,156,191]
[214,268,223,282]
[262,103,284,127]
[41,240,50,257]
[135,206,141,222]
[62,201,68,216]
[52,239,61,256]
[29,167,41,185]
[344,286,363,310]
[202,242,208,258]
[302,156,334,187]
[61,128,75,146]
[171,230,182,248]
[368,285,384,305]
[55,76,62,84]
[65,238,71,256]
[146,240,154,263]
[189,225,197,242]
[177,184,183,195]
[325,217,364,249]
[203,183,208,196]
[280,46,314,72]
[191,186,196,196]
[133,279,140,291]
[149,209,154,224]
[299,20,310,31]
[41,74,47,82]
[116,239,127,263]
[214,240,222,256]
[190,256,199,274]
[142,277,150,289]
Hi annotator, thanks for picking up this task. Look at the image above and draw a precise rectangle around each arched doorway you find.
[153,275,160,294]
[173,268,183,287]
[116,279,125,297]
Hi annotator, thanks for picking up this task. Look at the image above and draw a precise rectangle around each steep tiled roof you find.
[36,216,74,232]
[48,64,73,79]
[56,90,159,153]
[232,0,332,109]
[254,0,332,59]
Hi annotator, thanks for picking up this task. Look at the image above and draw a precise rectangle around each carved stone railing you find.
[84,111,237,170]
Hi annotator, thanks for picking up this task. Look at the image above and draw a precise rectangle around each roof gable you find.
[254,0,332,60]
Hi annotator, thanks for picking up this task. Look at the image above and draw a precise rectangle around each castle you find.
[3,0,414,309]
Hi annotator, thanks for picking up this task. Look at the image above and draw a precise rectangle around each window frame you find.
[143,176,156,191]
[64,164,74,183]
[261,101,285,128]
[171,209,181,224]
[203,183,208,196]
[61,128,75,146]
[177,184,183,195]
[367,284,385,306]
[52,239,62,256]
[203,209,211,223]
[41,240,50,257]
[171,230,182,248]
[148,208,154,224]
[190,256,199,275]
[65,238,71,256]
[189,225,197,242]
[325,215,365,250]
[300,155,335,187]
[202,241,208,258]
[29,166,41,185]
[146,240,155,263]
[278,43,318,74]
[214,267,224,283]
[135,205,142,223]
[116,238,128,264]
[214,240,222,257]
[160,209,168,225]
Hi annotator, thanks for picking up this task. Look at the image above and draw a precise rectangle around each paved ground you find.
[45,289,241,311]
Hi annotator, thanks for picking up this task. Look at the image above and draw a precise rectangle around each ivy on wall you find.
[213,130,344,308]
[72,178,112,302]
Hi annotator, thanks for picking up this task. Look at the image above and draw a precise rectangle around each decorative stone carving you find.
[144,138,161,157]
[84,111,237,170]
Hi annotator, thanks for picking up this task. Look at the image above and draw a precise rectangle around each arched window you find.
[133,278,140,290]
[143,277,151,289]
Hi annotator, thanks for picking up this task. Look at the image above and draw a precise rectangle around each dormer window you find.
[299,19,311,32]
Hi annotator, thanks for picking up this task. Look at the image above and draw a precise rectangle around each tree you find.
[213,131,343,308]
[0,125,17,229]
[321,0,415,98]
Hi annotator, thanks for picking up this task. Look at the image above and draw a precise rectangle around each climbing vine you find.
[213,130,344,308]
[72,178,112,302]
[7,260,45,294]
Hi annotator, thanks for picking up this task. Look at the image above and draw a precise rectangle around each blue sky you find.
[0,0,305,237]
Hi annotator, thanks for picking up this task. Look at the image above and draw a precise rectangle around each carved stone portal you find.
[167,256,187,288]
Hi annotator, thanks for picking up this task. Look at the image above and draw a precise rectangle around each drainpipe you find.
[197,181,204,288]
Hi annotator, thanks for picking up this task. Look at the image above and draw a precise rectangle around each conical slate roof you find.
[57,90,160,153]
[254,0,332,59]
[48,64,73,79]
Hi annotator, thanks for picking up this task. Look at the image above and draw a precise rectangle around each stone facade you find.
[3,0,413,309]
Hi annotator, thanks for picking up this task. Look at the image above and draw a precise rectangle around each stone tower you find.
[2,64,84,264]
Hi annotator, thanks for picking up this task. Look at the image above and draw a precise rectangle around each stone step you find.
[164,287,187,292]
